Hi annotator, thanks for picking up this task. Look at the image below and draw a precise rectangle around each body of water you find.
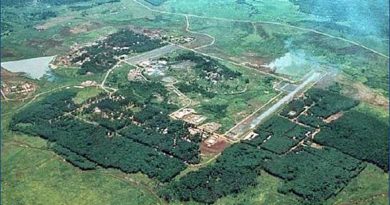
[1,56,56,80]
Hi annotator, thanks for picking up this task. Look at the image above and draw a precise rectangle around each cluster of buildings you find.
[142,28,195,44]
[127,69,145,81]
[1,82,35,98]
[170,108,207,126]
[137,59,168,76]
[52,44,88,67]
[170,108,224,147]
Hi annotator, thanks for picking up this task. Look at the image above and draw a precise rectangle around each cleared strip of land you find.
[125,44,180,64]
[225,72,322,140]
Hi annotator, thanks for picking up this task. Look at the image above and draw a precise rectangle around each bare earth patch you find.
[324,112,344,123]
[200,138,229,155]
[347,82,388,109]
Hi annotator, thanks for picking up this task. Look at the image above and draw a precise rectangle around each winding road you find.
[133,0,389,59]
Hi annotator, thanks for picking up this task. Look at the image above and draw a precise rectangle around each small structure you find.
[204,134,225,147]
[127,69,144,81]
[93,107,102,114]
[204,135,218,147]
[170,108,196,120]
[242,131,259,140]
[188,127,202,135]
[288,110,297,117]
[81,80,98,87]
[182,114,207,126]
[2,82,35,95]
[138,59,168,76]
[138,60,151,68]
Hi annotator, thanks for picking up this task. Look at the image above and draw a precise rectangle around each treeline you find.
[10,89,78,130]
[28,11,57,21]
[161,143,276,204]
[174,52,242,81]
[280,99,305,118]
[315,110,389,171]
[83,81,201,164]
[83,97,132,131]
[246,116,313,154]
[51,143,97,170]
[297,114,324,128]
[282,87,388,170]
[42,117,185,182]
[305,88,358,118]
[2,0,120,8]
[120,125,200,164]
[279,88,359,128]
[117,81,171,106]
[12,108,186,182]
[264,146,365,203]
[10,83,202,182]
[74,30,165,74]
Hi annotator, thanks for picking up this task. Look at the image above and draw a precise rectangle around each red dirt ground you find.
[200,138,230,155]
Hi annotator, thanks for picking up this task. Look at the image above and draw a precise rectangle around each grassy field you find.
[213,163,388,205]
[153,0,389,54]
[326,164,388,205]
[1,99,163,205]
[158,0,309,23]
[215,171,301,205]
[106,63,136,88]
[73,87,103,104]
[1,135,163,205]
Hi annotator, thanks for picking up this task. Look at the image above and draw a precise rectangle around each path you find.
[133,0,389,59]
[1,85,73,117]
[1,90,9,100]
[100,61,122,93]
[189,153,221,168]
[184,15,216,50]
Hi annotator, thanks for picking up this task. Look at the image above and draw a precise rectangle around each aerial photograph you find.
[1,0,388,204]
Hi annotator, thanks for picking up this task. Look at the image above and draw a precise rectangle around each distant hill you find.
[290,0,389,37]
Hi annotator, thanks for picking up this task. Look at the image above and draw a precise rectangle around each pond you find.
[1,56,56,80]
